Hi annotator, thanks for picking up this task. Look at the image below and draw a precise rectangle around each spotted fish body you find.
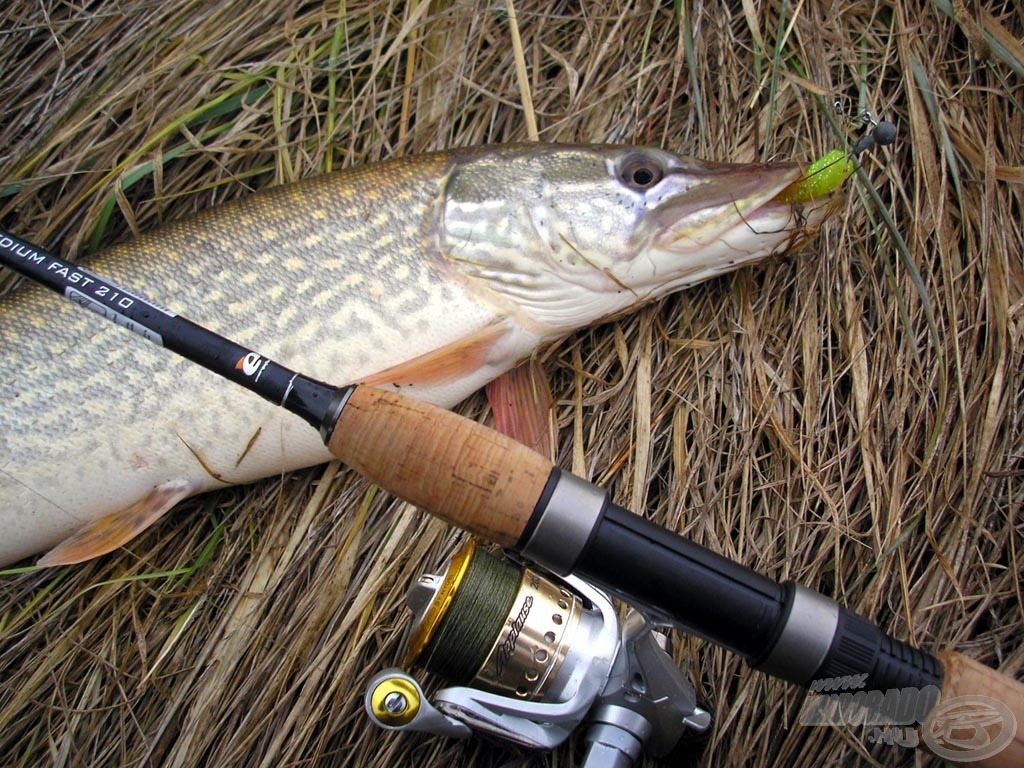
[0,144,834,566]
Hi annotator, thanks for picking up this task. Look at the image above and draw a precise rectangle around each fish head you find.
[440,144,840,335]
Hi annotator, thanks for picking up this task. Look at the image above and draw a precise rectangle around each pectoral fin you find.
[360,322,510,390]
[37,479,199,566]
[361,324,557,457]
[486,359,557,460]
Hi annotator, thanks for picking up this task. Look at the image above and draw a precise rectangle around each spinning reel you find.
[365,541,710,766]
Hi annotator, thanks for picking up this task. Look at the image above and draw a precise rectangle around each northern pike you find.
[0,144,838,567]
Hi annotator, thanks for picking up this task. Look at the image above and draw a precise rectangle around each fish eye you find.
[619,155,665,190]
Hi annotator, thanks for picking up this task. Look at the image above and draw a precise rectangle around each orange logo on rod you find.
[235,352,263,376]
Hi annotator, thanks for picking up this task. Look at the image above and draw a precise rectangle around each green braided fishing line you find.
[419,547,521,684]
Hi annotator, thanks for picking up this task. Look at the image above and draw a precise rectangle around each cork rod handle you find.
[921,651,1024,767]
[326,386,553,547]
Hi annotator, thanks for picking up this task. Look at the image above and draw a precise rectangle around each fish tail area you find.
[37,479,200,566]
[486,359,557,460]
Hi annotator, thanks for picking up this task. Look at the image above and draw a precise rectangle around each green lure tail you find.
[774,149,856,205]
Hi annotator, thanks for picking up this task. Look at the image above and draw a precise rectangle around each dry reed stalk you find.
[1,2,1022,766]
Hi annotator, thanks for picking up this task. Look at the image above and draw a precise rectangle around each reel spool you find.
[406,539,596,700]
[365,541,710,766]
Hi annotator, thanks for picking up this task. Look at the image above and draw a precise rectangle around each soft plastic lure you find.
[774,149,856,205]
[776,115,897,205]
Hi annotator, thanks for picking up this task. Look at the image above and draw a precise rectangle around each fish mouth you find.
[652,162,839,255]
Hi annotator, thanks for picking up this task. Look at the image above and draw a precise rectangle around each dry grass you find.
[1,1,1022,766]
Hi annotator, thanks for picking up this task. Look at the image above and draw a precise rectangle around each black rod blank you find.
[0,229,348,438]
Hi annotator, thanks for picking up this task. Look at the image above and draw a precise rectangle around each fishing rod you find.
[1,229,1021,766]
